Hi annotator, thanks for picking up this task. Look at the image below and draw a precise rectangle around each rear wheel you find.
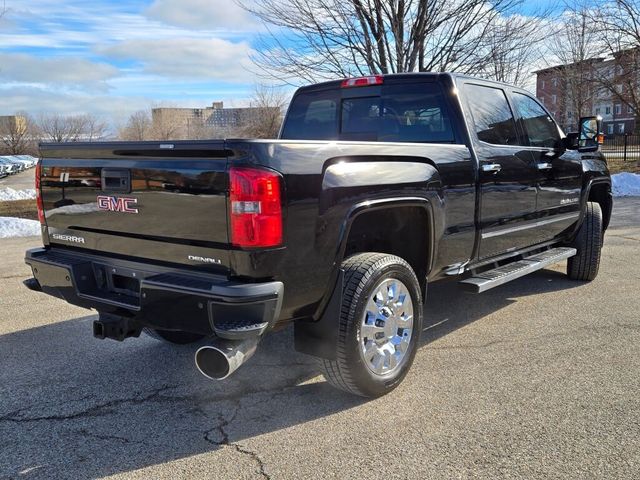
[319,253,423,397]
[567,201,603,281]
[144,328,205,345]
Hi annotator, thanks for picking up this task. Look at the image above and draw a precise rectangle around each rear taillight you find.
[341,75,384,88]
[35,161,45,225]
[229,166,283,248]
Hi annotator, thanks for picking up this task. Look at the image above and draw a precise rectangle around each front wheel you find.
[319,253,423,397]
[567,201,603,281]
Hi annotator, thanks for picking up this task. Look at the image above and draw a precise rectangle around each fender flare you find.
[294,195,438,360]
[574,177,612,235]
[335,196,437,274]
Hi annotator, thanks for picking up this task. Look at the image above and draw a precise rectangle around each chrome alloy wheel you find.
[359,278,414,376]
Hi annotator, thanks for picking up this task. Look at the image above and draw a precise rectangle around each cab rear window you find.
[281,83,455,143]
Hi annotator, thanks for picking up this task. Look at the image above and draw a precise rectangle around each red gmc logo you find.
[97,195,139,214]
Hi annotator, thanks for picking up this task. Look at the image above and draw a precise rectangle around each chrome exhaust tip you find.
[195,337,259,380]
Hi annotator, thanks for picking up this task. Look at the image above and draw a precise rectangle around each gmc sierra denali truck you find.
[25,73,612,397]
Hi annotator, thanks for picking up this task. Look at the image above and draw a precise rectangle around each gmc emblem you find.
[97,195,139,214]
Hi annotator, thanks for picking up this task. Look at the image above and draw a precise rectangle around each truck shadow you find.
[0,268,581,479]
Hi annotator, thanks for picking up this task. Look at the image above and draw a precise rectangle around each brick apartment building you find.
[535,49,638,135]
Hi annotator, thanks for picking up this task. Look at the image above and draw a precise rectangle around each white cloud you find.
[0,85,151,124]
[145,0,258,30]
[100,37,256,82]
[0,53,118,90]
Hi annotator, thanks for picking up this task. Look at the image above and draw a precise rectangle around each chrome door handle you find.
[481,163,502,173]
[536,162,553,170]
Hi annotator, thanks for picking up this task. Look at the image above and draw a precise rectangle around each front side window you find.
[464,84,519,145]
[511,93,560,148]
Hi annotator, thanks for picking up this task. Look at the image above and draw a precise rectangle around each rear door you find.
[509,92,583,241]
[462,82,538,259]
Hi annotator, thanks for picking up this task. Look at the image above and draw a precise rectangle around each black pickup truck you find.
[25,73,612,397]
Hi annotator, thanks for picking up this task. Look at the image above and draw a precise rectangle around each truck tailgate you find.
[39,141,230,268]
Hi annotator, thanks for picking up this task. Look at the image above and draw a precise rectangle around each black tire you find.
[144,328,205,345]
[567,201,603,281]
[318,253,424,397]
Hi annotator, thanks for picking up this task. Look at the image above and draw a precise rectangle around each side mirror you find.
[578,116,602,152]
[564,132,580,150]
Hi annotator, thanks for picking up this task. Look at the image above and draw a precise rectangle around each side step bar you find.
[459,247,577,293]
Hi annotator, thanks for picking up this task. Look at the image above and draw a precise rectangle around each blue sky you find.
[0,0,557,125]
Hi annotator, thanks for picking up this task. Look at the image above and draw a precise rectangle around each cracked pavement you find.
[1,198,639,479]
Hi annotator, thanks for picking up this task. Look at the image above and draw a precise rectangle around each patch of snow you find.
[0,217,40,238]
[612,172,640,197]
[0,187,36,201]
[47,202,99,215]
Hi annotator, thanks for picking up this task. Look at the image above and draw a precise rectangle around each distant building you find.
[0,115,28,135]
[535,49,638,135]
[151,102,280,136]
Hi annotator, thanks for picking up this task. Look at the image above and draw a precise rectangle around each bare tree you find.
[37,113,82,142]
[590,0,640,131]
[119,110,152,141]
[237,85,288,138]
[546,5,602,130]
[83,114,108,141]
[479,14,547,88]
[37,113,107,142]
[243,0,524,83]
[150,107,186,140]
[0,112,36,155]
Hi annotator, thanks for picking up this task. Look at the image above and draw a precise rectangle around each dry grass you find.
[605,157,640,174]
[0,199,38,220]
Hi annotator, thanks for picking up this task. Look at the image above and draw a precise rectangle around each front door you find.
[509,92,583,241]
[462,82,538,259]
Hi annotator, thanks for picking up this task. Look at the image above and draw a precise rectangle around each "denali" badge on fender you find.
[97,195,139,213]
[188,255,222,265]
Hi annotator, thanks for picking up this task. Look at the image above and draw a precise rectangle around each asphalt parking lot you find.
[0,168,35,190]
[0,198,639,479]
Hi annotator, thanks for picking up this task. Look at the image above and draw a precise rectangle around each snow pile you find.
[0,188,36,201]
[612,172,640,197]
[0,217,40,238]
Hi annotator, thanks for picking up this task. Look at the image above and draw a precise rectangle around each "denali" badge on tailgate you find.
[97,195,139,213]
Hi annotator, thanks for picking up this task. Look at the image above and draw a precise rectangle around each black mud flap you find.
[294,269,344,360]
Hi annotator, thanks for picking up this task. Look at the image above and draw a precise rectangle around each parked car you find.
[14,155,38,168]
[25,73,611,397]
[0,157,24,174]
[8,155,37,170]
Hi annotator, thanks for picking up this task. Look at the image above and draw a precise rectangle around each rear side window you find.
[281,82,455,143]
[281,93,339,140]
[511,93,560,148]
[464,84,519,145]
